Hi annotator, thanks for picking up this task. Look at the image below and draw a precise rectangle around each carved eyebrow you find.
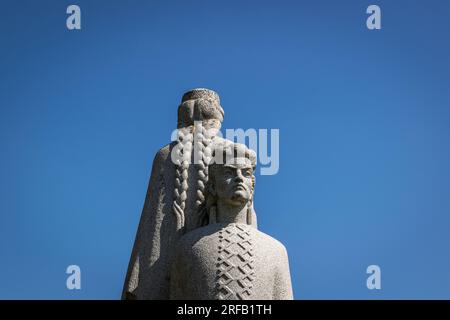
[223,165,238,169]
[223,164,252,169]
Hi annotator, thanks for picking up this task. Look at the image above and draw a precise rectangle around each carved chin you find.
[231,191,249,203]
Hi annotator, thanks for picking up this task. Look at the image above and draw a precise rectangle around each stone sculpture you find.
[169,143,293,299]
[123,89,292,300]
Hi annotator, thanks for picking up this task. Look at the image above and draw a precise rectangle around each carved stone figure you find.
[122,89,257,299]
[169,143,293,299]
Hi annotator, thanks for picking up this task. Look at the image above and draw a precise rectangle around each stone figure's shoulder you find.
[177,225,219,250]
[179,225,217,246]
[253,229,289,257]
[154,142,176,163]
[150,143,177,178]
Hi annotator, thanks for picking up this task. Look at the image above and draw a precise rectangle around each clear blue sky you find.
[1,0,450,299]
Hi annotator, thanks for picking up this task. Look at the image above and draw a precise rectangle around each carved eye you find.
[223,168,234,176]
[242,169,252,177]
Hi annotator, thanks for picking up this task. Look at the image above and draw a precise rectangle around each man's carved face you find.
[213,162,254,206]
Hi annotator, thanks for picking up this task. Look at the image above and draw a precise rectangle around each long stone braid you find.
[193,121,215,215]
[172,126,193,231]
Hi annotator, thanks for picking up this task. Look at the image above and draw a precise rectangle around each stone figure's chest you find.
[190,224,274,300]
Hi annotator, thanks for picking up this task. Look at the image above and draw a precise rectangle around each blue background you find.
[1,0,449,299]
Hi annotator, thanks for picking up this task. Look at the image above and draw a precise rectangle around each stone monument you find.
[123,89,293,300]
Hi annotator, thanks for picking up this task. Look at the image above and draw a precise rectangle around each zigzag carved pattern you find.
[216,224,255,300]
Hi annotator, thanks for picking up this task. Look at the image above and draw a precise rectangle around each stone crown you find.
[182,88,221,105]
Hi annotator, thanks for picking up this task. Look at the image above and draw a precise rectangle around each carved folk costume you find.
[169,143,293,300]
